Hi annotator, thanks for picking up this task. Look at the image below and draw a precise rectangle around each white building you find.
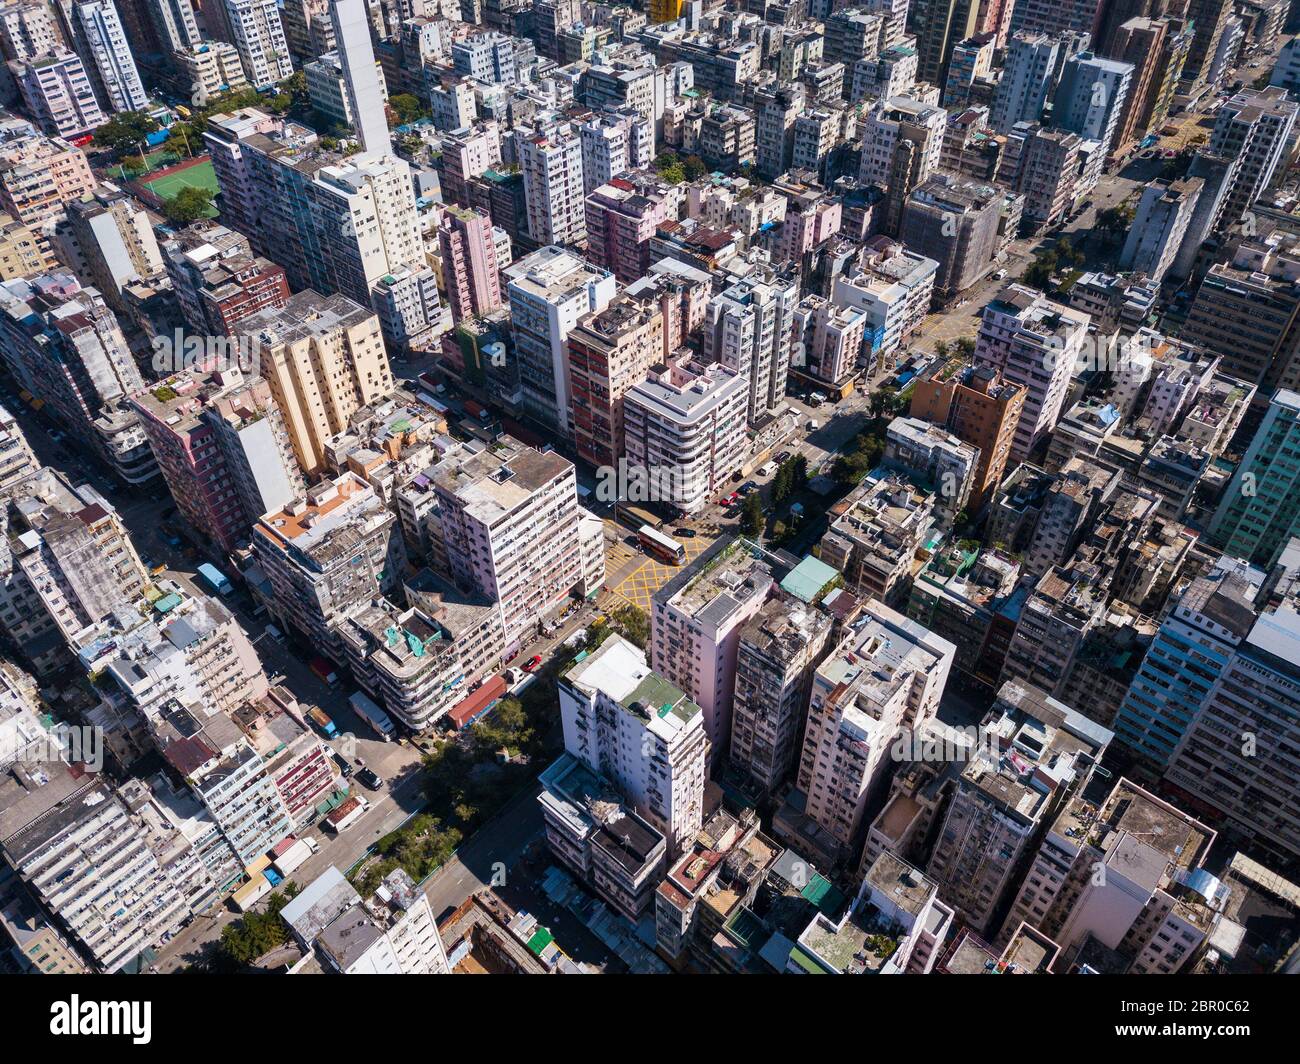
[579,109,652,194]
[792,600,954,867]
[504,245,615,435]
[73,1,149,113]
[430,436,586,650]
[16,50,105,139]
[974,283,1089,462]
[702,268,799,425]
[1053,51,1133,154]
[1119,178,1203,284]
[222,0,293,89]
[282,865,451,974]
[559,634,708,856]
[518,119,587,247]
[622,357,749,515]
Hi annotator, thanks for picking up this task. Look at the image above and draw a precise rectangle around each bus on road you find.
[638,525,686,565]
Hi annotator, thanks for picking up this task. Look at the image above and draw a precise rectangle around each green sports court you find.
[141,159,220,201]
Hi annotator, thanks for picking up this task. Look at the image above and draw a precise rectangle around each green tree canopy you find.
[94,111,160,154]
[162,186,215,225]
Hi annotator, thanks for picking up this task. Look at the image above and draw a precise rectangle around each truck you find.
[272,837,318,877]
[350,690,395,741]
[197,562,233,596]
[307,706,338,738]
[310,657,340,687]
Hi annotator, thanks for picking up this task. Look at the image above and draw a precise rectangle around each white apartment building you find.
[0,764,195,972]
[792,294,867,390]
[504,245,616,435]
[72,1,148,113]
[857,94,946,188]
[222,0,293,89]
[283,865,450,974]
[793,600,954,867]
[16,50,105,139]
[252,471,409,656]
[430,436,585,650]
[974,283,1089,462]
[622,358,749,515]
[1119,179,1203,284]
[831,242,938,370]
[883,415,979,526]
[702,268,799,425]
[559,634,709,856]
[304,49,388,132]
[1000,778,1219,973]
[173,42,249,107]
[1053,51,1133,153]
[579,109,652,195]
[926,680,1112,935]
[990,32,1059,133]
[518,120,587,247]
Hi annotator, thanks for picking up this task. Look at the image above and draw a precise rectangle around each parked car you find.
[357,767,384,791]
[674,527,697,538]
[332,752,354,778]
[777,451,792,463]
[741,481,759,494]
[523,655,543,673]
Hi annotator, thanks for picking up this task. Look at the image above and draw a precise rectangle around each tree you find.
[611,602,649,649]
[683,154,708,180]
[162,186,215,225]
[773,461,794,503]
[94,111,159,155]
[741,492,764,538]
[388,92,427,127]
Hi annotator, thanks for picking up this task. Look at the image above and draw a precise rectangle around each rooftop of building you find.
[564,635,701,737]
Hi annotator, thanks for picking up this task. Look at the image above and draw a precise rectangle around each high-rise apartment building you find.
[731,596,835,797]
[131,366,304,554]
[437,205,502,324]
[1113,563,1262,768]
[221,0,293,89]
[585,174,682,285]
[504,245,615,436]
[974,284,1089,462]
[702,268,798,425]
[791,599,955,869]
[518,119,587,247]
[234,291,393,477]
[623,358,749,514]
[430,436,585,650]
[566,290,665,469]
[1208,87,1299,230]
[16,50,105,138]
[926,680,1112,935]
[1000,778,1219,973]
[1163,594,1300,862]
[160,220,290,337]
[910,363,1026,512]
[1119,178,1202,284]
[651,538,777,754]
[70,0,147,112]
[559,634,708,855]
[253,471,409,655]
[990,33,1059,133]
[1053,51,1134,155]
[1207,388,1300,569]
